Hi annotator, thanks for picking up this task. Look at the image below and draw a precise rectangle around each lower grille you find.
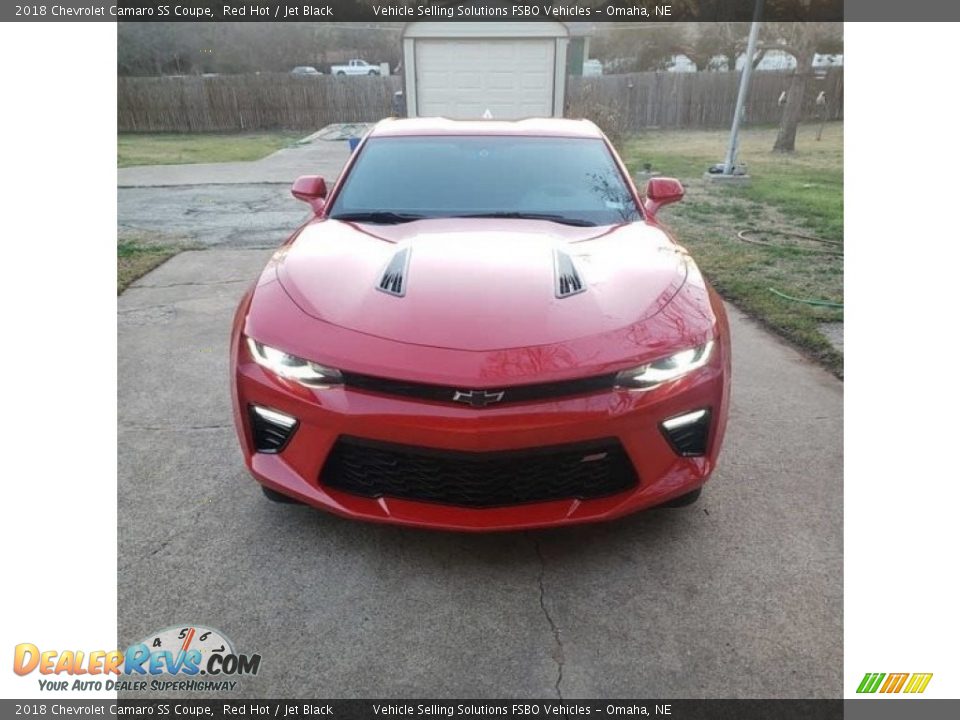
[321,436,638,508]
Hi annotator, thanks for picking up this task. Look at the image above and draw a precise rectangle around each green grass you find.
[118,233,192,293]
[118,131,304,167]
[620,123,844,376]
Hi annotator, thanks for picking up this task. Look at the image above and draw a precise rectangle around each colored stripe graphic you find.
[903,673,933,694]
[880,673,909,693]
[857,673,885,693]
[857,672,933,694]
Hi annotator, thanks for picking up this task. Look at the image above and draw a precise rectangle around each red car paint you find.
[230,118,731,531]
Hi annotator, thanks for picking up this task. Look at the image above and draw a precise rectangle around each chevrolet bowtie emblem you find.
[452,389,506,407]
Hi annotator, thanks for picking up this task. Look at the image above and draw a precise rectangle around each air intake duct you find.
[249,405,298,453]
[377,247,411,297]
[660,408,711,457]
[554,249,585,298]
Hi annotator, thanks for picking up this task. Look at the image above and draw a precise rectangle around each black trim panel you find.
[341,371,617,408]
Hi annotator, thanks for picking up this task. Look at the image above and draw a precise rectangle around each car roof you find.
[369,117,604,139]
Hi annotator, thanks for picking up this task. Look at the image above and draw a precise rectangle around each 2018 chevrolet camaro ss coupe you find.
[231,118,731,531]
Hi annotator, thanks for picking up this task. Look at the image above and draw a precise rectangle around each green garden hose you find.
[737,228,843,256]
[768,288,844,309]
[736,227,844,309]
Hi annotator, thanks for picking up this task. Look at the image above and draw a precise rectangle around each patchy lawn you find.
[620,122,843,376]
[118,131,304,167]
[118,233,193,293]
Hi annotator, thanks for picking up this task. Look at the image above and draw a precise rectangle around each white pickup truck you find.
[331,59,381,77]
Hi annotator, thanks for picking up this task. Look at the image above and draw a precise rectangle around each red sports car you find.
[231,118,731,531]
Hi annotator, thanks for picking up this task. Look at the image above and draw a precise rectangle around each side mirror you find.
[643,177,684,217]
[292,175,328,214]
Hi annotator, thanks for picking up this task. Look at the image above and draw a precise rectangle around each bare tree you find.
[668,23,774,71]
[590,24,687,72]
[590,22,771,75]
[763,20,842,152]
[117,21,404,76]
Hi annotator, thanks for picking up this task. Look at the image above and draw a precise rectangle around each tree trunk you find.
[773,51,813,152]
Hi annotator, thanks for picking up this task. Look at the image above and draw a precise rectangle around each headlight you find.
[246,338,343,388]
[615,341,714,390]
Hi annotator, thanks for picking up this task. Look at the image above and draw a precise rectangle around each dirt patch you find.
[819,323,844,352]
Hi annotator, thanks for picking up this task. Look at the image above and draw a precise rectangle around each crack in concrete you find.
[148,538,172,557]
[118,304,175,314]
[118,182,291,190]
[532,536,565,701]
[129,279,249,289]
[120,423,232,432]
[119,506,210,573]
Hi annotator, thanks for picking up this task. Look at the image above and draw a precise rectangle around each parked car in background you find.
[290,66,322,77]
[582,59,603,76]
[331,59,380,76]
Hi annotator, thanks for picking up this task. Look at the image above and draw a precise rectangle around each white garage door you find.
[415,39,556,119]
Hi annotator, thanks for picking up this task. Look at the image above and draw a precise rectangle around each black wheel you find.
[336,71,346,76]
[261,485,302,504]
[660,487,702,508]
[369,70,378,76]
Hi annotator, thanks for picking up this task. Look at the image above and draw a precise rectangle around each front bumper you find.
[232,349,728,531]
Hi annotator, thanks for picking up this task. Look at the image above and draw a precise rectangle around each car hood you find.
[275,218,688,352]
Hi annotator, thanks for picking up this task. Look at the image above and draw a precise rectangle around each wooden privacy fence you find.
[118,74,402,132]
[118,69,843,133]
[566,69,844,131]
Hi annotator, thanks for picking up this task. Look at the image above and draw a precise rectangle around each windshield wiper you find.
[329,211,426,224]
[330,211,598,227]
[454,212,597,227]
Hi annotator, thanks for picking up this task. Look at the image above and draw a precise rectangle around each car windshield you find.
[327,136,641,226]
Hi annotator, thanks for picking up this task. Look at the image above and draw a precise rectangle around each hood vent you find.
[554,250,585,298]
[377,247,411,297]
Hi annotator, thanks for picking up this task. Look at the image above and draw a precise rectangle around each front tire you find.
[369,70,379,76]
[336,71,346,76]
[261,485,303,504]
[660,487,702,508]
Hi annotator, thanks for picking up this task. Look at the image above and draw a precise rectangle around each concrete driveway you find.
[118,249,842,698]
[118,135,350,246]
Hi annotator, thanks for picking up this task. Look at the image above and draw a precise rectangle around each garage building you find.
[401,22,570,120]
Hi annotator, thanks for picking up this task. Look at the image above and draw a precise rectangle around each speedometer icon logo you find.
[137,625,234,673]
[125,624,260,677]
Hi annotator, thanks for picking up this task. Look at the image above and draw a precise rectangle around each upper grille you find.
[321,436,638,508]
[341,371,617,408]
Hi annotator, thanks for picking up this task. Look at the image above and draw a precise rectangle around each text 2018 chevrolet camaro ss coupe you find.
[231,118,731,531]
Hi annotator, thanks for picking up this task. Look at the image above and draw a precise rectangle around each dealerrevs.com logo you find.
[13,625,261,693]
[856,672,933,694]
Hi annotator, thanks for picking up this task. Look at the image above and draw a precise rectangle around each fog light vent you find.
[249,405,298,453]
[660,408,711,457]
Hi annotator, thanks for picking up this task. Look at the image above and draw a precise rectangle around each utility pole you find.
[722,0,764,175]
